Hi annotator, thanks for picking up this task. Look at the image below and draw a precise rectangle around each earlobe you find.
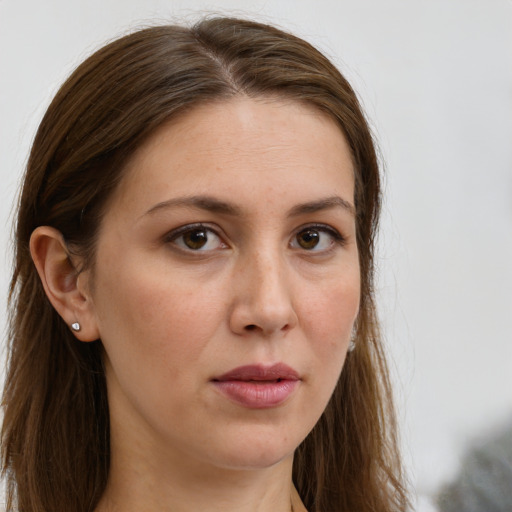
[29,226,100,342]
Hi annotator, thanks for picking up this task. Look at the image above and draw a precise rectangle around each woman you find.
[2,17,409,512]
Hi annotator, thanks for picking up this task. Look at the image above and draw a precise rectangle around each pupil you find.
[299,230,319,249]
[184,230,208,249]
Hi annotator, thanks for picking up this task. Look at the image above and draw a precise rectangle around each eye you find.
[166,224,226,252]
[290,225,344,252]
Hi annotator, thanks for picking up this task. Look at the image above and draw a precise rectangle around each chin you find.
[201,430,299,471]
[216,450,293,472]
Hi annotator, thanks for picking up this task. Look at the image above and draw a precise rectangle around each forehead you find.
[109,97,355,217]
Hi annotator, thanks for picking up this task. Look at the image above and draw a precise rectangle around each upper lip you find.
[213,363,300,382]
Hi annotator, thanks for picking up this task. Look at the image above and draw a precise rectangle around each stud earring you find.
[71,322,81,332]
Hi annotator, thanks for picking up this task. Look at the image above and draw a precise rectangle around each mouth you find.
[211,363,300,409]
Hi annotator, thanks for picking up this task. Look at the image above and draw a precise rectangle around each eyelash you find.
[291,223,346,253]
[163,223,225,252]
[164,223,346,254]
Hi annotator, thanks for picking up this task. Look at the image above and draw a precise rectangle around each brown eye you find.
[182,229,208,250]
[296,229,320,249]
[169,225,225,252]
[290,225,344,252]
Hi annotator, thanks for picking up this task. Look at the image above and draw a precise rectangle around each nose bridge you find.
[230,241,297,336]
[252,246,286,303]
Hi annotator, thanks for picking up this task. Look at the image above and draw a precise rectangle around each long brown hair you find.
[2,17,409,512]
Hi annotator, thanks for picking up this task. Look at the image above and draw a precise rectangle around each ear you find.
[30,226,100,342]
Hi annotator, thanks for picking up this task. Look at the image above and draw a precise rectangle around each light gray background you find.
[1,1,511,510]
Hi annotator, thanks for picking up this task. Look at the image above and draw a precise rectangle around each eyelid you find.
[163,223,228,251]
[163,222,206,242]
[290,223,346,250]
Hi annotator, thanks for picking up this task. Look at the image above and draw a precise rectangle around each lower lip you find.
[212,380,299,409]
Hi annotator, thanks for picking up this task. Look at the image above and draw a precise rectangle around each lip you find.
[212,364,300,409]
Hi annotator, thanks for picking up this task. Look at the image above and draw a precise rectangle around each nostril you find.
[245,324,257,331]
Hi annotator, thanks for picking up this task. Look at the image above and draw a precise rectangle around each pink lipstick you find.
[212,364,300,409]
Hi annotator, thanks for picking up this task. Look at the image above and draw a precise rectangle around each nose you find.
[229,250,298,337]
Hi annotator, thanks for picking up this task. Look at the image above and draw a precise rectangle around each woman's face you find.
[83,97,360,472]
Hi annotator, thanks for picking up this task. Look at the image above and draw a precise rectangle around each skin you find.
[31,97,360,512]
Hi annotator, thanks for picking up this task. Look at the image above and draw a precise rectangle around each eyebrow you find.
[144,196,243,217]
[143,194,355,218]
[287,196,355,217]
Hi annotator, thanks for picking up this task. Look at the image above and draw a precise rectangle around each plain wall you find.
[1,1,511,510]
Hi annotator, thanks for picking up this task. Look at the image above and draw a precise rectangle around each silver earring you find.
[347,332,356,352]
[71,322,81,332]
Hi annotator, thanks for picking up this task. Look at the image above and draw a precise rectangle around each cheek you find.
[299,270,360,389]
[93,260,227,369]
[304,275,360,343]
